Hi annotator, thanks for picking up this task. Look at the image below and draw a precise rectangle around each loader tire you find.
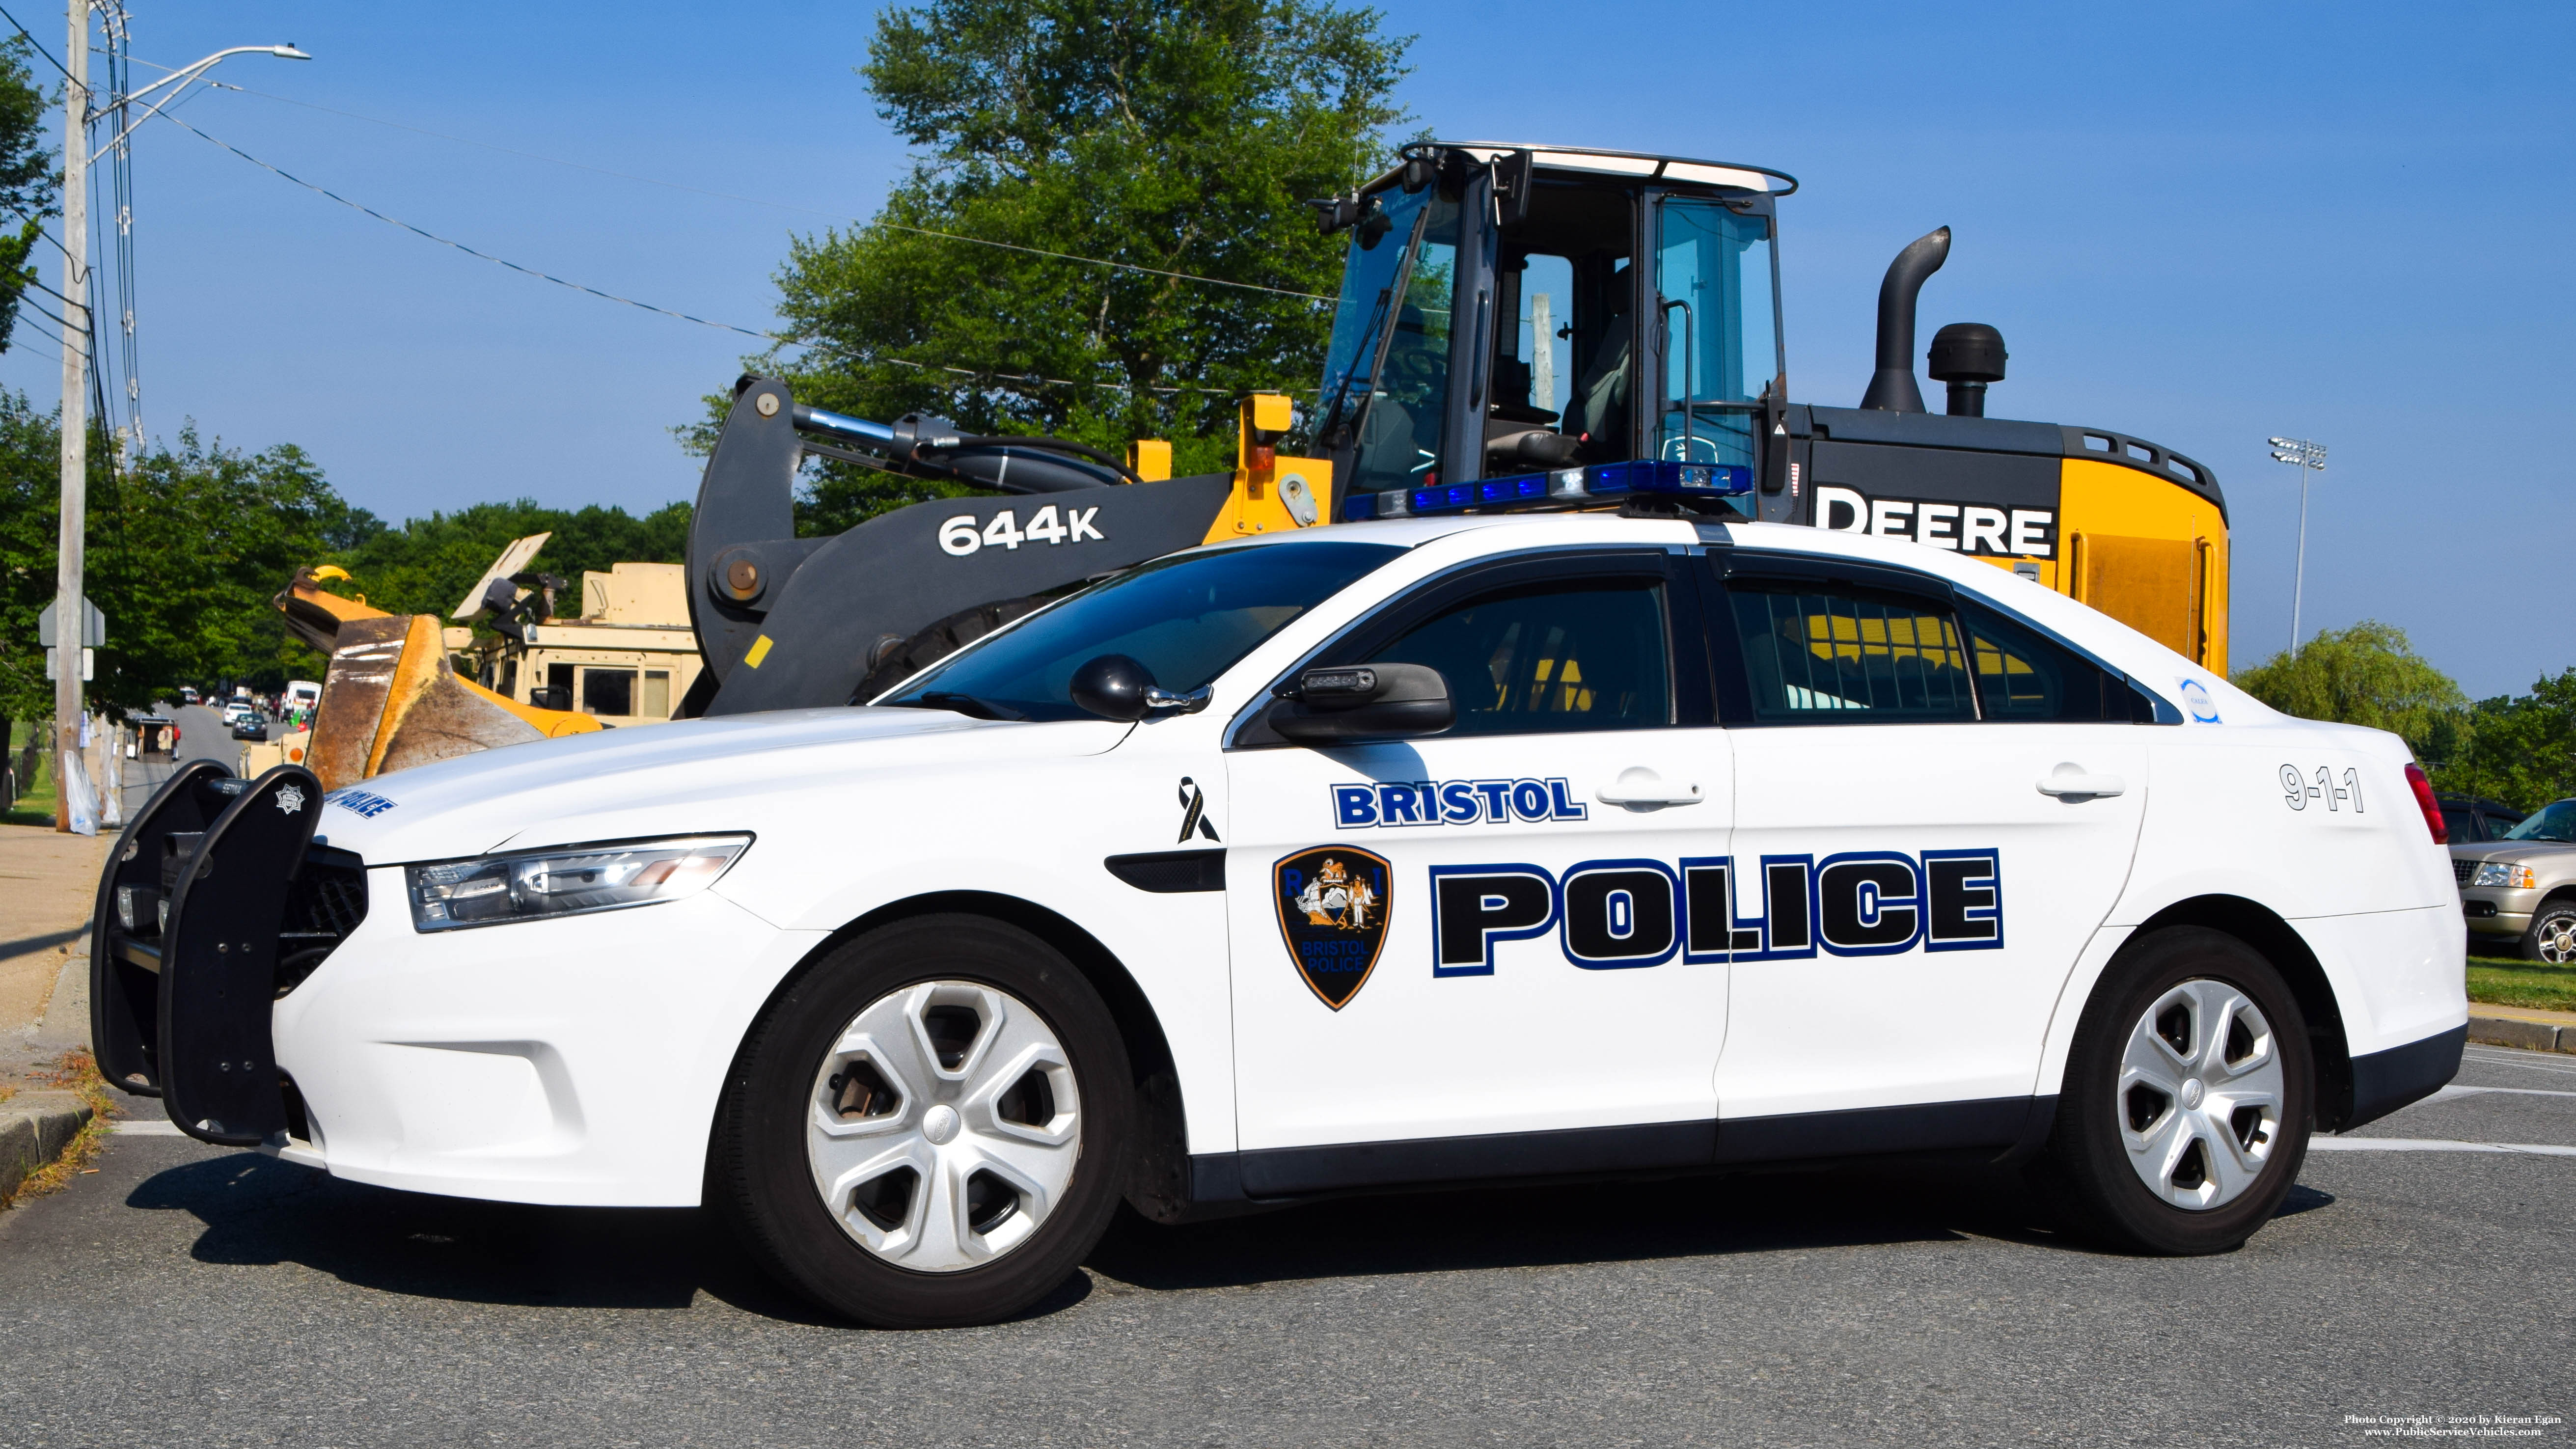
[850,595,1053,703]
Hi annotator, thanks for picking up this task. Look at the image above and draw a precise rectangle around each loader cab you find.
[1313,143,1791,503]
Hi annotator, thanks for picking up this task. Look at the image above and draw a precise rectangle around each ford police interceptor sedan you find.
[92,512,2467,1327]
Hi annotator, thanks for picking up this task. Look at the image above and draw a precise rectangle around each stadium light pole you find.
[2266,436,2327,656]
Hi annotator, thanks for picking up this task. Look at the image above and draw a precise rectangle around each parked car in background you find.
[178,686,199,706]
[228,711,268,742]
[2452,798,2576,962]
[2438,794,2527,844]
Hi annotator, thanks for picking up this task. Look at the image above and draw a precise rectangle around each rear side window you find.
[2442,806,2476,842]
[1725,581,1976,723]
[1953,595,2134,722]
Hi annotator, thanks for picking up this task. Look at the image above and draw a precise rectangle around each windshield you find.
[1317,186,1462,495]
[880,541,1406,722]
[2502,800,2576,843]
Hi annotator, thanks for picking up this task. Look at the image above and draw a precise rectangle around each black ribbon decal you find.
[1177,776,1220,843]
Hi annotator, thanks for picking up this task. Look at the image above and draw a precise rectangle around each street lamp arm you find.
[96,44,309,156]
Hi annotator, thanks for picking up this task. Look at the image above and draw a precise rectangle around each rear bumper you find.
[2343,1024,2466,1131]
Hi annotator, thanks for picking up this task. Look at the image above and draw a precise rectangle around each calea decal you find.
[273,784,306,815]
[1334,778,1587,829]
[1274,846,1391,1010]
[1431,848,2001,976]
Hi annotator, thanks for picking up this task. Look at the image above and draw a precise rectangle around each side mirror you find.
[1070,654,1155,722]
[1266,662,1453,743]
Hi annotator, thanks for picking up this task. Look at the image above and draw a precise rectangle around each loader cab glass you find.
[1651,198,1780,470]
[1318,185,1464,497]
[1490,180,1643,469]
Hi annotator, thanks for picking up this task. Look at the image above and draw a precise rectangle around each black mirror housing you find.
[1070,654,1156,722]
[1268,662,1453,743]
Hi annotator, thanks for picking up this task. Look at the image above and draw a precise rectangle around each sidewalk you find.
[0,823,109,1043]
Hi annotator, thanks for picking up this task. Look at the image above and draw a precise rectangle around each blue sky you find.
[2,1,2568,696]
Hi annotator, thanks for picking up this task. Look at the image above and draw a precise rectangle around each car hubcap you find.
[805,980,1081,1272]
[2538,916,2576,965]
[2116,979,2284,1211]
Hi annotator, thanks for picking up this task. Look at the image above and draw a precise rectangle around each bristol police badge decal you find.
[1273,846,1391,1010]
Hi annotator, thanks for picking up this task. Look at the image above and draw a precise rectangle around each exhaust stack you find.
[1859,226,1951,412]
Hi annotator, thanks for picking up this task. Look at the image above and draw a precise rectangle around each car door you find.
[1223,549,1734,1186]
[1706,552,2153,1144]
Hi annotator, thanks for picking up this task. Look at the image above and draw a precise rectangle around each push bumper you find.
[89,761,345,1145]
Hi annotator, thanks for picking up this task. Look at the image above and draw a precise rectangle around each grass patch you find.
[2467,956,2576,1013]
[0,1048,117,1208]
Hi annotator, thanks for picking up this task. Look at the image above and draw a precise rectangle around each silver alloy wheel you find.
[805,980,1082,1272]
[2535,911,2576,965]
[2116,978,2284,1211]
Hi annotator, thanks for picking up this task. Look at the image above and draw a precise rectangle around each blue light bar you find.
[1585,460,1754,496]
[1339,459,1752,522]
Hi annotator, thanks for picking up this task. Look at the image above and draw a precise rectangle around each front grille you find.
[276,847,370,996]
[2453,858,2477,885]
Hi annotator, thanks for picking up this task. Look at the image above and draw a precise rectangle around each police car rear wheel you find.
[712,914,1134,1328]
[2040,927,2313,1255]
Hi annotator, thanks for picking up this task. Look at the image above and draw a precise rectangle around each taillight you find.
[2404,764,2447,844]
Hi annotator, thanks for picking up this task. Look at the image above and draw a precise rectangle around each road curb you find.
[2467,1012,2576,1055]
[0,1090,95,1202]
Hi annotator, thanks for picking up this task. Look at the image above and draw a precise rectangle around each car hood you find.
[2452,839,2576,863]
[315,706,1131,864]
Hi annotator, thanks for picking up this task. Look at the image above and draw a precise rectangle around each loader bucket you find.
[306,614,599,791]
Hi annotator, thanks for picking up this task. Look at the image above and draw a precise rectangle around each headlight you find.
[406,835,750,932]
[2470,861,2536,890]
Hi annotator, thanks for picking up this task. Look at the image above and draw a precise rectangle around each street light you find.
[2266,436,2327,655]
[49,30,309,829]
[98,44,312,155]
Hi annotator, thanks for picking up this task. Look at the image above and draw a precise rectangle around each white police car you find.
[94,512,2467,1327]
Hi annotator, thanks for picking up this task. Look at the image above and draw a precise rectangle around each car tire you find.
[2520,901,2576,965]
[2033,926,2313,1255]
[710,913,1134,1328]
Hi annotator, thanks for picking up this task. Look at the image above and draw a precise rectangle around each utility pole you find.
[2265,436,2327,658]
[52,0,87,830]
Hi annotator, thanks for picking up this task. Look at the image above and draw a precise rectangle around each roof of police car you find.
[1238,511,2275,724]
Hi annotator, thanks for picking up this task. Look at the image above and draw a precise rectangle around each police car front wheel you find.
[710,915,1135,1327]
[2039,927,2314,1255]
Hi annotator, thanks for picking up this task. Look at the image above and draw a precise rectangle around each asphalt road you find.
[1,1046,2568,1448]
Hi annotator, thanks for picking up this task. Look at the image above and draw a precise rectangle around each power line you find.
[160,112,783,341]
[0,2,71,82]
[189,76,1333,304]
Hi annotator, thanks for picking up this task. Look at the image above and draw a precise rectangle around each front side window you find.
[583,668,636,716]
[882,541,1404,722]
[1370,576,1672,737]
[1727,581,1975,723]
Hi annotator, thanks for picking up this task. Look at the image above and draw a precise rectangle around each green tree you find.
[0,395,354,719]
[2431,670,2576,811]
[0,36,56,355]
[319,499,692,625]
[2231,621,2468,766]
[720,0,1411,531]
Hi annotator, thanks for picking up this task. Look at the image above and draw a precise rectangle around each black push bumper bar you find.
[90,762,366,1147]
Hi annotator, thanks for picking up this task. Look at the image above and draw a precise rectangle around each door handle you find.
[2036,763,2126,799]
[1598,766,1704,808]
